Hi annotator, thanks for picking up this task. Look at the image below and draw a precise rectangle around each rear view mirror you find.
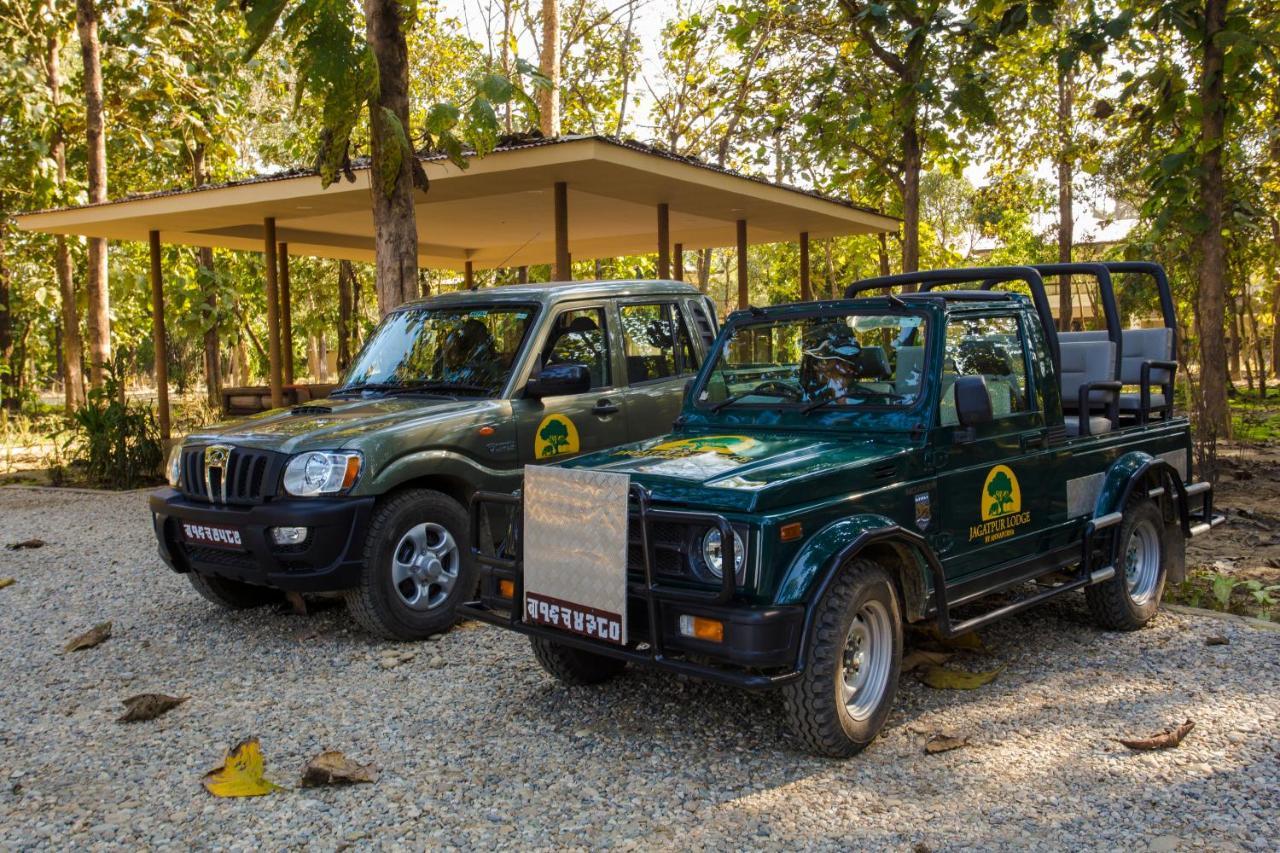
[954,375,994,428]
[526,363,591,398]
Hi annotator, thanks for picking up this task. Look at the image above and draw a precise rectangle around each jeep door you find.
[931,311,1057,579]
[615,299,705,442]
[513,302,629,464]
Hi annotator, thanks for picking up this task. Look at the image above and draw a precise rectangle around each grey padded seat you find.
[1061,328,1174,416]
[1059,339,1117,436]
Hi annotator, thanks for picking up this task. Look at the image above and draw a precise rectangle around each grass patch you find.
[1166,569,1280,621]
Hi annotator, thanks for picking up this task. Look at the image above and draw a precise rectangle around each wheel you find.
[345,489,475,640]
[529,636,627,685]
[783,558,902,757]
[186,571,280,609]
[1086,498,1168,631]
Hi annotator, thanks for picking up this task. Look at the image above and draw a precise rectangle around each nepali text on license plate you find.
[181,522,243,549]
[524,592,624,645]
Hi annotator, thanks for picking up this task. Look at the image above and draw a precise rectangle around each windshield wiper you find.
[382,380,493,396]
[801,391,907,414]
[709,389,795,412]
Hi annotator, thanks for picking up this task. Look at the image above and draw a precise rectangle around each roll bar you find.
[844,266,1060,375]
[1103,262,1178,356]
[1024,263,1122,377]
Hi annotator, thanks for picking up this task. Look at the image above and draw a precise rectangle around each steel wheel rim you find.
[841,599,893,721]
[1124,517,1161,607]
[390,522,459,611]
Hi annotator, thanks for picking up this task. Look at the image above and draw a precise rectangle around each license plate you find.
[180,522,244,550]
[521,466,630,646]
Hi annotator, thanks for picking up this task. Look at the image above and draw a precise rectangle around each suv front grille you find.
[180,446,284,505]
[626,519,698,579]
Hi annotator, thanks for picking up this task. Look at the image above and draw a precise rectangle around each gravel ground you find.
[0,487,1277,852]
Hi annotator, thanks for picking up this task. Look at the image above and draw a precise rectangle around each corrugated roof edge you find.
[18,133,899,223]
[399,278,703,309]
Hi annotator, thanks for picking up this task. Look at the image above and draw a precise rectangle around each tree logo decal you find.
[648,435,758,459]
[980,465,1021,520]
[534,413,580,458]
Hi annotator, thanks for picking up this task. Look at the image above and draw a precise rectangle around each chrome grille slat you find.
[178,446,282,505]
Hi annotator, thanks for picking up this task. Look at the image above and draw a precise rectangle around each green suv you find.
[150,280,717,639]
[466,264,1221,756]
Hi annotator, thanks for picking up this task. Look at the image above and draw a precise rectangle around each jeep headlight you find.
[166,443,184,487]
[282,451,362,496]
[701,526,745,580]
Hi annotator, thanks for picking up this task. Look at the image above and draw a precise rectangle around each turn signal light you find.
[779,522,803,542]
[498,579,515,599]
[678,615,724,643]
[340,455,362,490]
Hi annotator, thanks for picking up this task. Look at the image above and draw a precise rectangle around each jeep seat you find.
[1059,339,1119,437]
[1061,328,1175,422]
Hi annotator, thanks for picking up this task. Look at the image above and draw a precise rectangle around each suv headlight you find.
[701,526,746,581]
[282,451,362,496]
[166,443,184,487]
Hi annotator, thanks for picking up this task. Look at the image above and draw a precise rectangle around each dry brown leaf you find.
[1117,719,1195,751]
[117,693,188,723]
[0,578,14,590]
[901,649,954,673]
[300,751,378,787]
[63,622,112,653]
[918,664,1005,690]
[202,738,283,797]
[6,538,45,550]
[1205,635,1229,646]
[924,733,970,754]
[284,591,308,616]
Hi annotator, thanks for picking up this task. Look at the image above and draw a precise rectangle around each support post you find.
[673,243,683,281]
[518,265,529,284]
[464,260,474,290]
[799,231,811,302]
[657,203,670,279]
[278,242,294,384]
[148,230,170,440]
[263,218,283,409]
[736,219,748,309]
[554,181,570,281]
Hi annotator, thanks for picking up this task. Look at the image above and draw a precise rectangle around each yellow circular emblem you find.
[534,413,580,458]
[981,465,1021,520]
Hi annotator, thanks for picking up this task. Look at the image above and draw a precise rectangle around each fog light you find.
[270,526,309,546]
[678,615,724,643]
[498,579,515,599]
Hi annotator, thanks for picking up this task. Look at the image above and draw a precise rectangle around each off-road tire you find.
[345,488,475,641]
[186,571,280,609]
[783,559,903,758]
[1086,497,1168,631]
[529,636,627,685]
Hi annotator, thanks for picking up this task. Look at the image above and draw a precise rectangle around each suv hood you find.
[184,396,500,454]
[566,431,914,513]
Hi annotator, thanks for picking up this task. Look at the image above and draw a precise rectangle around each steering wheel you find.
[751,381,803,401]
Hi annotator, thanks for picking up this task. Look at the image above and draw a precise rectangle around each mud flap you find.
[1163,520,1187,584]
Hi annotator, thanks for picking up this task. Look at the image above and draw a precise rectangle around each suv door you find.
[616,299,704,442]
[513,303,628,464]
[932,311,1056,579]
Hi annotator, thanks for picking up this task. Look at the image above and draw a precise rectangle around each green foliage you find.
[66,356,163,490]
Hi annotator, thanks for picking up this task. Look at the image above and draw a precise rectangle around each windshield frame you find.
[336,301,542,399]
[690,304,933,415]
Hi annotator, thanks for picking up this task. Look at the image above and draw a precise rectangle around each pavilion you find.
[17,134,898,438]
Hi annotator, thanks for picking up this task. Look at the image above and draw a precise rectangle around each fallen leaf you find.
[910,624,987,653]
[1117,719,1195,751]
[300,751,378,787]
[202,738,283,797]
[924,733,970,754]
[5,538,45,550]
[63,622,112,653]
[901,649,954,673]
[117,693,188,723]
[1205,635,1229,646]
[0,578,14,589]
[284,591,308,616]
[918,664,1005,690]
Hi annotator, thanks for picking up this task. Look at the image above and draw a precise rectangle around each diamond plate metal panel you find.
[523,465,631,645]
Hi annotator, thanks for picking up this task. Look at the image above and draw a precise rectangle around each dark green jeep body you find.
[466,266,1222,755]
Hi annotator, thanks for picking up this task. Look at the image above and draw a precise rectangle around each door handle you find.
[592,399,619,416]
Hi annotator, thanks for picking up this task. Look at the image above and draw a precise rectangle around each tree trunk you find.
[901,119,921,276]
[337,260,354,371]
[0,226,14,412]
[1056,64,1075,331]
[192,144,221,410]
[1194,0,1231,453]
[45,17,85,411]
[614,0,636,134]
[76,0,110,387]
[1226,289,1241,380]
[538,0,560,136]
[501,0,513,133]
[825,239,837,298]
[1271,217,1280,377]
[364,0,419,315]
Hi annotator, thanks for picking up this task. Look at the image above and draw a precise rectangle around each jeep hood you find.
[566,431,913,513]
[184,396,500,454]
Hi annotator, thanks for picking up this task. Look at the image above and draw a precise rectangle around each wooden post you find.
[464,260,474,290]
[148,230,170,440]
[736,219,748,310]
[553,181,570,281]
[657,203,670,279]
[278,242,294,384]
[263,218,283,409]
[673,243,684,281]
[518,265,529,284]
[799,231,811,302]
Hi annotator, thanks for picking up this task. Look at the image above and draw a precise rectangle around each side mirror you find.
[525,363,591,398]
[954,375,994,428]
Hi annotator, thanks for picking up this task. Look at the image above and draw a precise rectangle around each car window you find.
[541,307,610,389]
[672,307,699,374]
[620,303,688,384]
[940,314,1030,426]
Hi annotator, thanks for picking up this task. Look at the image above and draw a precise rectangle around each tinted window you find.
[940,314,1030,426]
[620,303,688,383]
[541,307,610,389]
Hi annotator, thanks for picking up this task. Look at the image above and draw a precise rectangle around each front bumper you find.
[149,488,375,592]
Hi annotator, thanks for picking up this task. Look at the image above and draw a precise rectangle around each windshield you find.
[695,312,928,410]
[339,305,538,396]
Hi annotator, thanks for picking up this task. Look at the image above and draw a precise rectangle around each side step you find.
[943,566,1114,637]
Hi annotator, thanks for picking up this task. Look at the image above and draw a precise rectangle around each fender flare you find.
[367,449,519,498]
[1095,451,1193,536]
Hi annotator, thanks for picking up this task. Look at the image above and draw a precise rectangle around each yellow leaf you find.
[918,664,1005,690]
[202,738,283,797]
[0,578,14,589]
